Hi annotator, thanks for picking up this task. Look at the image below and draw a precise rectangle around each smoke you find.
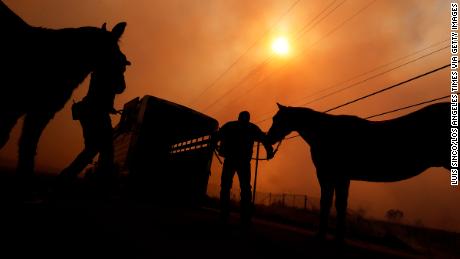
[1,0,457,232]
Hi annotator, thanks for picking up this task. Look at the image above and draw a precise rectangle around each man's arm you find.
[253,125,274,160]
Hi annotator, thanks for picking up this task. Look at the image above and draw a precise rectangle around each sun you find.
[271,37,290,56]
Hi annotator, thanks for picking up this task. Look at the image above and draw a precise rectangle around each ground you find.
[0,172,447,259]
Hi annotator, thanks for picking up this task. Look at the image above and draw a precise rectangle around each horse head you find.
[91,22,131,95]
[267,103,295,145]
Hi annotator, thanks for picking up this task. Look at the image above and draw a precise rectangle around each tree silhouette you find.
[385,209,404,222]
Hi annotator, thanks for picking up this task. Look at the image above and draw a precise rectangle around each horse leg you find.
[0,111,23,149]
[318,180,334,239]
[334,179,350,241]
[16,112,54,180]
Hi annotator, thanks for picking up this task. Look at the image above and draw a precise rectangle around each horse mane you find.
[286,103,449,150]
[1,1,29,32]
[290,102,449,127]
[374,102,448,124]
[288,106,368,128]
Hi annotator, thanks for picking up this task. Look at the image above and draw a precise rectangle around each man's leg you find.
[94,115,114,180]
[237,160,252,226]
[59,147,98,181]
[59,118,99,181]
[220,159,236,223]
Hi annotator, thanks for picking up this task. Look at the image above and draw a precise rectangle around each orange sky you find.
[1,0,458,232]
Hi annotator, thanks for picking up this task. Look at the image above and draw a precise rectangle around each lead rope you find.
[213,149,223,165]
[213,138,284,164]
[252,142,261,203]
[252,138,283,160]
[252,138,284,204]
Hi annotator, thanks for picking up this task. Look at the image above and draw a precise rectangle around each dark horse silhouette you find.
[267,102,450,240]
[0,1,130,179]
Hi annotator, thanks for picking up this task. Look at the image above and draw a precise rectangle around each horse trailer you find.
[112,95,219,204]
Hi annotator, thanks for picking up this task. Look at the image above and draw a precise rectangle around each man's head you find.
[238,111,250,123]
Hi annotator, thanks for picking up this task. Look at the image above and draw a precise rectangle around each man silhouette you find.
[216,111,274,226]
[58,70,125,184]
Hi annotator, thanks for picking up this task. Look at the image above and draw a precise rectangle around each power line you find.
[211,0,377,116]
[280,65,449,140]
[294,39,448,105]
[249,0,378,100]
[364,95,449,119]
[282,94,450,141]
[202,58,272,112]
[324,63,449,112]
[294,0,345,41]
[301,45,449,107]
[254,40,448,124]
[190,0,303,106]
[202,0,343,113]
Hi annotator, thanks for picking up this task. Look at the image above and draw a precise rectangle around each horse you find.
[0,1,130,181]
[267,102,450,240]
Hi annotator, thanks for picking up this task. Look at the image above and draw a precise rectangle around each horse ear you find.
[277,103,286,110]
[112,22,127,40]
[101,23,107,31]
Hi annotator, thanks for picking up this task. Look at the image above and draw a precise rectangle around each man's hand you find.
[110,108,123,115]
[266,148,275,160]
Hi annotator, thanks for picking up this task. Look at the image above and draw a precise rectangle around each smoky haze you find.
[0,0,458,232]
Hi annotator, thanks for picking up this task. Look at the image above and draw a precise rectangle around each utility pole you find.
[252,142,261,204]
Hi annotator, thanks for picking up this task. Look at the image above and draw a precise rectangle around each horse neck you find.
[1,1,29,32]
[45,27,102,86]
[290,108,328,145]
